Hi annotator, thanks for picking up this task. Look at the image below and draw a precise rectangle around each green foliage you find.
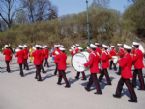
[1,5,143,49]
[123,0,145,37]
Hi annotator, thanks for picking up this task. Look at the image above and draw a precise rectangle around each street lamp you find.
[86,0,91,45]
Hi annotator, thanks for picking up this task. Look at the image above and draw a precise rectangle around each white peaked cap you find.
[35,45,40,48]
[54,45,60,48]
[59,47,66,51]
[43,45,47,48]
[78,47,83,50]
[73,45,76,47]
[18,45,23,48]
[39,45,42,48]
[72,45,76,48]
[4,45,9,48]
[23,45,27,48]
[59,45,64,48]
[32,47,36,50]
[111,46,115,48]
[102,44,108,48]
[15,48,20,52]
[87,46,90,49]
[57,45,61,47]
[132,42,139,46]
[75,44,80,47]
[95,43,100,45]
[71,46,75,49]
[117,44,123,46]
[90,44,96,48]
[124,44,132,50]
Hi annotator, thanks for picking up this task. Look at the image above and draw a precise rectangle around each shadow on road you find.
[28,66,36,70]
[122,89,130,98]
[69,77,79,84]
[66,71,71,74]
[24,71,35,76]
[42,74,55,81]
[45,69,55,72]
[47,64,55,67]
[81,80,107,91]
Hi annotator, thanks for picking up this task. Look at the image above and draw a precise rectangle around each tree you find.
[20,0,36,22]
[0,0,17,28]
[20,0,58,23]
[124,0,145,37]
[35,0,58,21]
[48,5,58,20]
[15,9,28,24]
[0,19,7,31]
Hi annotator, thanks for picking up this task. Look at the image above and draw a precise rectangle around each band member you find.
[109,46,117,71]
[56,47,71,88]
[132,42,145,90]
[117,44,125,75]
[84,44,102,94]
[23,45,29,70]
[8,44,14,54]
[15,45,25,77]
[95,43,102,55]
[40,46,46,73]
[71,45,79,56]
[113,44,137,103]
[86,46,92,53]
[3,45,13,72]
[29,45,34,63]
[95,43,102,72]
[70,45,75,56]
[32,45,43,81]
[69,48,73,56]
[75,47,87,80]
[99,45,112,85]
[52,45,61,75]
[43,46,49,67]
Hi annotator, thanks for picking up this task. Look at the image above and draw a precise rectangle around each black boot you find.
[113,94,121,98]
[65,84,71,88]
[84,87,91,92]
[128,99,137,103]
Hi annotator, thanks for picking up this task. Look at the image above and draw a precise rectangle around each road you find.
[0,53,145,109]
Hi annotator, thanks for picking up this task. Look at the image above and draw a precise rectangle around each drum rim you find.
[71,52,88,72]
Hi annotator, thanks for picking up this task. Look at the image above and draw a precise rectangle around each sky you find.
[50,0,130,16]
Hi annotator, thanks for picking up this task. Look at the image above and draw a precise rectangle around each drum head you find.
[112,56,119,64]
[72,52,89,72]
[139,44,145,54]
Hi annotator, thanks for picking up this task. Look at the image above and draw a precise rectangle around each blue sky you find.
[50,0,130,16]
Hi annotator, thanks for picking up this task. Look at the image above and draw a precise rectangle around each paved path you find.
[0,53,145,109]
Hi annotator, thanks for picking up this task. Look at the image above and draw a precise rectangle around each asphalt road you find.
[0,53,145,109]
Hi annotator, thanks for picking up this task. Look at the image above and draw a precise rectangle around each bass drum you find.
[139,44,145,54]
[112,56,119,64]
[72,51,89,72]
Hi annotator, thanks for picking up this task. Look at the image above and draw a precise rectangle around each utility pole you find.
[86,0,91,45]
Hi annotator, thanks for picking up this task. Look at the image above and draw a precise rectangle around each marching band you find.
[1,42,145,103]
